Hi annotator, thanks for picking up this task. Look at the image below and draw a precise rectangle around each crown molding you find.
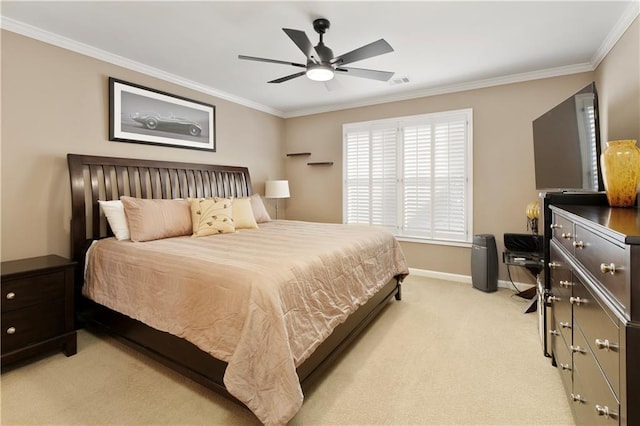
[0,16,286,118]
[283,63,594,118]
[590,1,640,68]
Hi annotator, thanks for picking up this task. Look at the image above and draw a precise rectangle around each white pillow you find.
[98,200,130,240]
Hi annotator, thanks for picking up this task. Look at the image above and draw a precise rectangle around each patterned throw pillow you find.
[190,197,235,236]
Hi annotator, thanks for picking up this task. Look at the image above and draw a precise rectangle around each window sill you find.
[395,236,472,248]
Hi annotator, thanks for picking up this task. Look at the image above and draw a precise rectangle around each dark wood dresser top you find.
[552,205,640,245]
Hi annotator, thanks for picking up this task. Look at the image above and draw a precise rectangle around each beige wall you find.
[284,75,597,280]
[1,30,285,262]
[595,17,640,143]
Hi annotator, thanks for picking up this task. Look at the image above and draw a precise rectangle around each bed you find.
[67,153,408,425]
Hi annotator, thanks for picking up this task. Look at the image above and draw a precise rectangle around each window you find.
[343,109,473,245]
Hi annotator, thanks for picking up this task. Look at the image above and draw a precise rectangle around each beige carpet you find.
[1,276,574,425]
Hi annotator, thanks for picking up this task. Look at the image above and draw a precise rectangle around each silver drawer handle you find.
[559,363,572,371]
[6,327,16,335]
[572,240,585,249]
[570,345,586,354]
[550,223,562,229]
[548,262,561,269]
[595,405,618,420]
[595,338,619,352]
[570,297,586,306]
[559,280,574,288]
[561,232,572,239]
[5,292,15,300]
[547,295,560,303]
[600,263,617,275]
[549,329,560,336]
[560,321,572,329]
[570,393,584,403]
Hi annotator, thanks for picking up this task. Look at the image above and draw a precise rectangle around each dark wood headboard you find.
[67,154,253,265]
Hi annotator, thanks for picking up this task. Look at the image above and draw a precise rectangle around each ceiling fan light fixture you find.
[306,65,334,82]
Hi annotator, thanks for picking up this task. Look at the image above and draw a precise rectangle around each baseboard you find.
[407,267,535,290]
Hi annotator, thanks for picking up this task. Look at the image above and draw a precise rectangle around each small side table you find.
[1,255,77,369]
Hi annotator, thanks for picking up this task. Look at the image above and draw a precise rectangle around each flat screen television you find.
[532,82,603,192]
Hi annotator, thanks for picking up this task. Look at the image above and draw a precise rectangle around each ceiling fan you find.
[238,18,394,84]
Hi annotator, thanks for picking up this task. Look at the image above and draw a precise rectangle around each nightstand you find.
[1,255,77,369]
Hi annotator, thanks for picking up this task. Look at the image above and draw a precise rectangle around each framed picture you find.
[109,77,215,151]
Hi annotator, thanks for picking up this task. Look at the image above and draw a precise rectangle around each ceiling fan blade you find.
[331,39,393,66]
[268,71,307,83]
[283,28,319,62]
[335,67,395,82]
[238,55,306,68]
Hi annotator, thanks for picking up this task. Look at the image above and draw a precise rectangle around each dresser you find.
[546,205,639,425]
[1,255,77,368]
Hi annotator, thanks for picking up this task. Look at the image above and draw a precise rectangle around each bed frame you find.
[67,153,402,408]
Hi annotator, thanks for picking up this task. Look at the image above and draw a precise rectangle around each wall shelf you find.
[286,152,311,157]
[307,162,334,166]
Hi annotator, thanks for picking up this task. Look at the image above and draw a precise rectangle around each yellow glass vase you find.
[600,140,640,207]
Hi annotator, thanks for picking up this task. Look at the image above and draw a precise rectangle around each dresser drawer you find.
[551,320,573,395]
[1,271,66,312]
[551,213,575,254]
[573,278,620,398]
[1,300,66,353]
[549,244,573,343]
[573,224,628,312]
[572,328,620,425]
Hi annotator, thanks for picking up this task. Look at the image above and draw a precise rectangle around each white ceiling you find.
[1,1,638,117]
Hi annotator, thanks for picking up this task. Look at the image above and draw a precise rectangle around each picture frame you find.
[109,77,215,151]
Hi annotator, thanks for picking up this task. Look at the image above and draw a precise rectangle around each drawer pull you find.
[569,297,586,306]
[560,321,572,329]
[559,363,572,371]
[561,232,572,239]
[6,327,16,335]
[5,292,15,300]
[547,295,560,303]
[550,223,562,229]
[600,263,617,275]
[595,405,618,420]
[572,240,585,249]
[548,262,561,269]
[570,393,584,403]
[559,280,574,288]
[570,345,586,354]
[549,329,560,336]
[595,338,619,352]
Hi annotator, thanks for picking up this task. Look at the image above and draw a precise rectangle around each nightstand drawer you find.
[1,271,66,312]
[1,300,66,354]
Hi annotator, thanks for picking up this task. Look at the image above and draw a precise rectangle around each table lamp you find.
[265,180,290,219]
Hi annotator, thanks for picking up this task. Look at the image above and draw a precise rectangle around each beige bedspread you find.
[84,220,408,425]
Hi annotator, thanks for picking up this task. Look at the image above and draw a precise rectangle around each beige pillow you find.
[121,196,192,242]
[232,197,259,229]
[249,194,271,223]
[190,197,235,237]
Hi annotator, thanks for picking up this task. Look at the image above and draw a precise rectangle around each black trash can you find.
[471,234,498,292]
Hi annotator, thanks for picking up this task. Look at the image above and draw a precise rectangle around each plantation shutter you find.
[344,109,472,244]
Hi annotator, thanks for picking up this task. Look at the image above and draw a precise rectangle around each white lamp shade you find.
[265,180,290,199]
